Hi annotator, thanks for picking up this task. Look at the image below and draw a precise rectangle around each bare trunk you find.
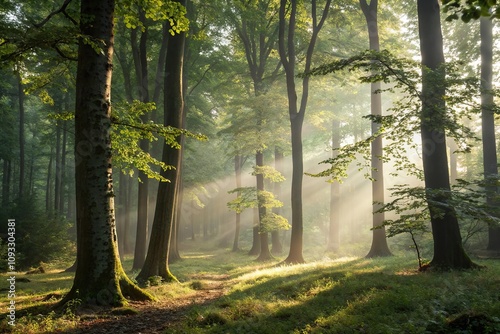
[361,0,391,258]
[137,1,186,283]
[417,0,475,269]
[2,159,11,206]
[256,151,272,261]
[60,0,152,306]
[232,155,243,252]
[480,16,500,251]
[327,119,340,252]
[17,71,25,198]
[279,0,330,264]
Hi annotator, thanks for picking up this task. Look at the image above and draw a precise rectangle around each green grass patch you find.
[1,244,500,334]
[169,255,500,334]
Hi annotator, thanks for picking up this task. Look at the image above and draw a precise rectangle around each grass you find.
[1,244,500,334]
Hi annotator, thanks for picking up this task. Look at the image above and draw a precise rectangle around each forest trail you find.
[61,273,231,334]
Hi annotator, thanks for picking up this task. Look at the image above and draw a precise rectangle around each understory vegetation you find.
[1,242,499,334]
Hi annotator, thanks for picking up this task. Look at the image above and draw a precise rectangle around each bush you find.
[0,197,75,270]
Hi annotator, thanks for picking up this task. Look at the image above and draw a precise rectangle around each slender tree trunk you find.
[131,15,151,270]
[59,118,68,214]
[46,146,54,212]
[417,0,475,269]
[17,71,25,199]
[248,208,261,255]
[448,138,458,184]
[232,155,243,252]
[256,151,272,261]
[279,0,330,264]
[360,0,391,258]
[2,159,11,206]
[137,1,186,283]
[271,147,284,255]
[59,0,152,306]
[327,119,340,252]
[480,16,500,252]
[55,118,62,213]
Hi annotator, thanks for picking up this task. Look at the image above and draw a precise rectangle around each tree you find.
[60,0,152,306]
[136,0,187,284]
[360,0,392,258]
[479,16,500,251]
[417,0,476,269]
[278,0,331,263]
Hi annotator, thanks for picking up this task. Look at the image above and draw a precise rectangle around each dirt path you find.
[57,274,230,334]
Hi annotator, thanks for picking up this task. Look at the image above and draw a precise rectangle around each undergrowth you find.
[0,244,499,334]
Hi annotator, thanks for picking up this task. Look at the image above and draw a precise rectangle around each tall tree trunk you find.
[279,0,330,264]
[256,151,272,261]
[46,146,54,212]
[17,71,25,199]
[360,0,391,258]
[327,119,340,252]
[59,0,152,306]
[448,138,458,184]
[132,14,151,270]
[2,159,11,206]
[59,118,68,214]
[248,208,261,255]
[480,16,500,251]
[232,155,243,252]
[136,1,186,283]
[271,147,284,255]
[417,0,475,269]
[55,118,62,213]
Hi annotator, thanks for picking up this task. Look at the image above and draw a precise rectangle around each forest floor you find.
[1,243,500,333]
[63,273,231,334]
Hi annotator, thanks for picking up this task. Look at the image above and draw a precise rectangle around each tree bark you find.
[59,0,152,306]
[136,0,186,283]
[131,13,151,270]
[248,208,261,255]
[360,0,391,258]
[271,147,284,255]
[232,155,243,252]
[480,16,500,251]
[2,158,11,206]
[256,151,272,261]
[417,0,475,269]
[327,119,340,252]
[17,71,25,199]
[279,0,330,264]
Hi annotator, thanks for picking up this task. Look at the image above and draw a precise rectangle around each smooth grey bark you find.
[278,0,331,263]
[327,119,340,252]
[360,0,392,258]
[271,147,284,255]
[256,151,272,261]
[232,155,243,252]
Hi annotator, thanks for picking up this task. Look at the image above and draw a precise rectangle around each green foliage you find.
[260,212,289,233]
[111,100,207,181]
[117,0,189,35]
[227,187,258,214]
[306,50,482,182]
[0,198,74,271]
[442,0,500,22]
[227,186,288,232]
[252,165,285,182]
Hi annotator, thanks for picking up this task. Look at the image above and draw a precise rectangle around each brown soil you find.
[54,274,230,334]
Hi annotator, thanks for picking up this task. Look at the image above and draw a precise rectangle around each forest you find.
[1,0,500,333]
